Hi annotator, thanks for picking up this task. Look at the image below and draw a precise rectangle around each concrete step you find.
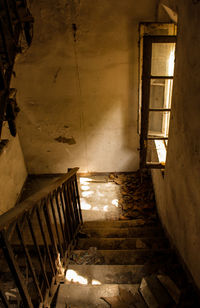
[82,209,120,222]
[139,277,159,308]
[81,226,164,238]
[144,275,176,307]
[83,219,159,229]
[157,275,181,304]
[56,283,139,308]
[77,237,169,250]
[132,292,148,308]
[69,249,175,265]
[65,265,155,285]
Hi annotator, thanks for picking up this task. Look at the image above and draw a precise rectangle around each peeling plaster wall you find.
[13,0,157,173]
[152,1,200,289]
[0,136,27,214]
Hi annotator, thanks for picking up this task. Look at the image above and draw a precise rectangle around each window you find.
[139,24,176,169]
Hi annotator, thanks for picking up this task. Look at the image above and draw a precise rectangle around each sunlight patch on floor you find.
[103,205,108,212]
[65,270,88,285]
[92,280,101,285]
[80,199,92,210]
[97,191,104,197]
[82,191,94,197]
[78,175,121,221]
[81,185,90,191]
[65,270,102,286]
[92,206,100,211]
[112,199,119,207]
[80,177,92,184]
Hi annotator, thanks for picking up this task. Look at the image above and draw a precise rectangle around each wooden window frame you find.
[140,35,176,169]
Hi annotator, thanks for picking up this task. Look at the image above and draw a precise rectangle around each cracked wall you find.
[13,0,157,173]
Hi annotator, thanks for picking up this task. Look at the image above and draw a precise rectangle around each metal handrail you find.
[0,167,79,231]
[0,167,82,307]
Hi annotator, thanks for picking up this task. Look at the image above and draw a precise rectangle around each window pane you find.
[146,139,167,165]
[151,43,175,76]
[149,79,173,109]
[148,111,170,137]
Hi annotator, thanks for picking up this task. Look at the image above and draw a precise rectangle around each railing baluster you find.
[15,221,43,303]
[59,188,71,243]
[0,168,82,308]
[62,183,75,237]
[71,176,81,225]
[27,215,50,290]
[68,179,79,227]
[0,230,34,308]
[67,169,80,227]
[43,198,59,259]
[36,206,56,277]
[74,174,83,224]
[6,221,16,241]
[55,191,68,251]
[65,181,77,231]
[0,289,10,308]
[50,195,64,258]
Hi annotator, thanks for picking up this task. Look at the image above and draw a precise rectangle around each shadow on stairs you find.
[55,173,199,308]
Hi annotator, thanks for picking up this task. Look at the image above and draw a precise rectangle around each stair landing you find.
[79,175,121,221]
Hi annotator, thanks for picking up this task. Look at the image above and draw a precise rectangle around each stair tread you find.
[83,219,159,228]
[157,274,181,304]
[140,278,159,308]
[56,283,139,307]
[82,209,120,222]
[81,226,164,238]
[73,248,172,253]
[82,226,162,231]
[133,292,148,308]
[69,249,174,265]
[66,264,177,286]
[145,275,175,307]
[77,237,169,250]
[66,264,156,284]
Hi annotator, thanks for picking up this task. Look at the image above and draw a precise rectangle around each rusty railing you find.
[0,167,82,307]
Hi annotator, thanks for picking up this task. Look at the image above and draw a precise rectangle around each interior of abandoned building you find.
[0,0,200,307]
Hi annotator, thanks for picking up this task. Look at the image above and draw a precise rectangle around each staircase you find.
[55,175,199,308]
[0,171,199,307]
[56,220,169,307]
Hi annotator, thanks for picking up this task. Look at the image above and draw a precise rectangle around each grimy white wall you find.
[0,136,27,214]
[152,1,200,289]
[13,0,157,174]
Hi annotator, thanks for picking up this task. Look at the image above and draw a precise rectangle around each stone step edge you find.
[77,236,168,241]
[73,249,172,253]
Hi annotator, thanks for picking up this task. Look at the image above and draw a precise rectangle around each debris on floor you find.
[77,231,90,238]
[70,247,105,265]
[109,171,157,222]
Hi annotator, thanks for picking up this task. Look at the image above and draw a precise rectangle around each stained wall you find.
[0,135,27,213]
[13,0,158,173]
[152,0,200,289]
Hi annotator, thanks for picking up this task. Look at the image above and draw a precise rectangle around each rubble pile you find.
[109,171,157,222]
[70,247,104,265]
